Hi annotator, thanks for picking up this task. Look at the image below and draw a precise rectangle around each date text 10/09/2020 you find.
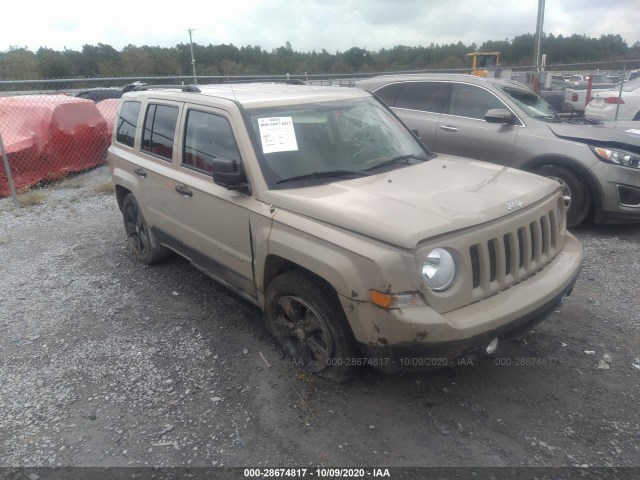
[288,356,570,369]
[244,468,391,478]
[287,357,475,368]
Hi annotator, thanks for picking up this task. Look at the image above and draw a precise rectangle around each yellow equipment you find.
[466,52,501,77]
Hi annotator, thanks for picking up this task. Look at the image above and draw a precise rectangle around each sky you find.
[2,0,639,54]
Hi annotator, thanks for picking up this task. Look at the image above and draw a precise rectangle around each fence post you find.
[0,133,20,207]
[614,64,626,121]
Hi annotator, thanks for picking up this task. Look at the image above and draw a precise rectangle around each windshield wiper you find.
[275,169,370,185]
[364,154,430,172]
[533,113,562,122]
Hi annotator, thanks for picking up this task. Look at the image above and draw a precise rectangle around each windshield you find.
[247,97,430,188]
[500,86,558,121]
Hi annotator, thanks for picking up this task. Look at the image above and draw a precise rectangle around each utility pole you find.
[532,0,545,92]
[188,28,197,84]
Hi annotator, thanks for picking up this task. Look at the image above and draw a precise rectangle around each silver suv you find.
[108,83,582,381]
[356,74,640,227]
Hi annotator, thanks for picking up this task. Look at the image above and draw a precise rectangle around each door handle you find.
[439,125,458,133]
[133,167,147,178]
[175,185,193,197]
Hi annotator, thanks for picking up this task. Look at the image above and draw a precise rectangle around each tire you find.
[121,193,170,264]
[265,270,360,382]
[633,111,640,121]
[534,164,591,227]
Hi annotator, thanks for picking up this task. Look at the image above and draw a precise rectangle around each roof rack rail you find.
[135,84,201,92]
[123,82,201,93]
[221,78,306,85]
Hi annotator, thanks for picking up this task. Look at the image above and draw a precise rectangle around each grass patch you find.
[64,179,85,189]
[93,180,114,195]
[18,191,46,207]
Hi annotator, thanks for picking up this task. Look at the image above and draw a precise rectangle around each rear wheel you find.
[122,193,170,264]
[534,164,591,227]
[265,270,360,382]
[633,111,640,121]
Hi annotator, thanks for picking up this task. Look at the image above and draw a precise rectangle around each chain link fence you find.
[0,82,120,201]
[2,61,640,201]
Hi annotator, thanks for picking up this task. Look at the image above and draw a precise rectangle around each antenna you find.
[227,74,238,101]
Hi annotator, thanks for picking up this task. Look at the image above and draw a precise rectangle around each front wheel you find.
[534,165,591,227]
[265,270,360,382]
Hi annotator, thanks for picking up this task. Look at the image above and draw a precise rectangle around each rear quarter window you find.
[373,82,403,106]
[115,101,141,147]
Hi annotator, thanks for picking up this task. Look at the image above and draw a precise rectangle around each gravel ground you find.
[1,166,639,474]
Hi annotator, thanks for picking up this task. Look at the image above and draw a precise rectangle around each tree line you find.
[1,33,639,81]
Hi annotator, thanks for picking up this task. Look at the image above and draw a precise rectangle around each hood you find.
[266,155,559,249]
[546,121,640,151]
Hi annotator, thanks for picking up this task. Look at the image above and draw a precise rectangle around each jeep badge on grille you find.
[505,200,523,210]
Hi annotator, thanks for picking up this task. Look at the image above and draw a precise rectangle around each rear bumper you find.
[584,111,614,122]
[562,101,584,113]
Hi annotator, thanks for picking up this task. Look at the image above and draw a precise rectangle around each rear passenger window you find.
[115,101,141,147]
[394,82,448,113]
[142,104,179,161]
[183,110,241,175]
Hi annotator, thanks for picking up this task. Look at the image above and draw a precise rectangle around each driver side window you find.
[182,110,241,175]
[448,84,504,120]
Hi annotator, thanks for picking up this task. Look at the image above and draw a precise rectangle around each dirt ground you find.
[0,167,638,477]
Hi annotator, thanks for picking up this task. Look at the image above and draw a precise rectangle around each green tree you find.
[0,46,38,79]
[36,47,74,78]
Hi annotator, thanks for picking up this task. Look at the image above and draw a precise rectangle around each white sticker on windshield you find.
[258,117,298,154]
[624,129,640,135]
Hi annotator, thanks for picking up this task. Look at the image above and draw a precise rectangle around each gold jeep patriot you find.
[108,83,583,381]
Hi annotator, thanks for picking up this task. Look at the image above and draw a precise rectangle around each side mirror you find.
[485,108,517,125]
[210,158,251,194]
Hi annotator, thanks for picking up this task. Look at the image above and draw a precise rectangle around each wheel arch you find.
[115,184,132,211]
[262,254,342,303]
[521,155,603,214]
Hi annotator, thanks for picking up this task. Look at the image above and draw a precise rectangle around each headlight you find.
[591,146,640,169]
[422,248,457,291]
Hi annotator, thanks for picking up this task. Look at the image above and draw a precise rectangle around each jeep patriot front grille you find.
[469,209,559,293]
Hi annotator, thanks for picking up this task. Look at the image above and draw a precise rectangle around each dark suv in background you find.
[356,74,640,227]
[75,87,123,103]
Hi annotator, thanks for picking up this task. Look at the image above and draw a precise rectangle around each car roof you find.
[121,83,371,109]
[355,73,530,92]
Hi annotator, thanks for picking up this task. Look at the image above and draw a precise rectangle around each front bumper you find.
[359,268,579,372]
[343,234,583,373]
[589,161,640,224]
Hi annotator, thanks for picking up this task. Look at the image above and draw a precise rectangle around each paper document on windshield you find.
[258,117,299,154]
